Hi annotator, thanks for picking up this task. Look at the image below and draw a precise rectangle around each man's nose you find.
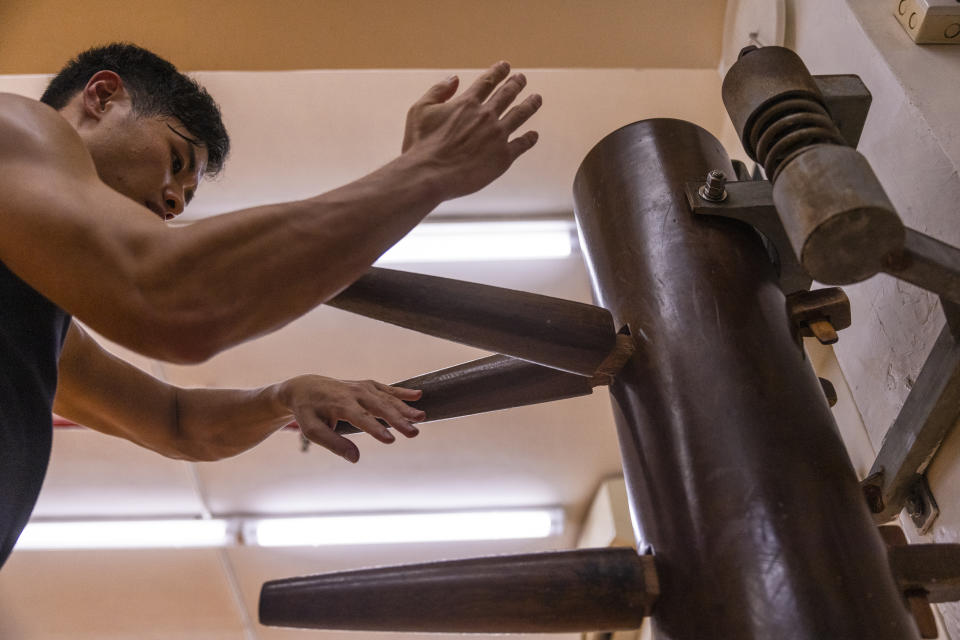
[162,186,185,219]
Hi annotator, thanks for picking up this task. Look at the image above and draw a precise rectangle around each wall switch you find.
[894,0,960,43]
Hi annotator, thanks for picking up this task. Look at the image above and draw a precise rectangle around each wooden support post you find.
[328,267,621,376]
[259,548,656,632]
[331,353,597,434]
[573,119,917,639]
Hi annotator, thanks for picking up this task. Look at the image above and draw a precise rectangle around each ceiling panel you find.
[194,397,620,519]
[0,549,246,639]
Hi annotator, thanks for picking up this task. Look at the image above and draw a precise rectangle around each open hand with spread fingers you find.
[401,61,542,200]
[280,375,425,463]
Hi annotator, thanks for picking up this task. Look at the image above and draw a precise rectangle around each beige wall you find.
[0,0,724,73]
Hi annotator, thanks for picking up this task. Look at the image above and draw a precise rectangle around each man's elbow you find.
[159,334,222,365]
[134,315,232,365]
[173,446,227,463]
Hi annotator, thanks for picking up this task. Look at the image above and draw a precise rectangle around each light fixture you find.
[376,220,573,264]
[17,518,231,550]
[16,508,562,550]
[247,509,561,547]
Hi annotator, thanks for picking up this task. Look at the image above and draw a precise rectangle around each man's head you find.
[42,43,229,219]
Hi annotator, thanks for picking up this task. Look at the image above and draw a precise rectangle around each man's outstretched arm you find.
[53,323,424,463]
[0,62,539,363]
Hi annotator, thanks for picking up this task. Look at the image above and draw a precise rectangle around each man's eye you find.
[172,153,183,174]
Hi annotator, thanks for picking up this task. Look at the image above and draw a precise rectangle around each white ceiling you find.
[0,19,737,640]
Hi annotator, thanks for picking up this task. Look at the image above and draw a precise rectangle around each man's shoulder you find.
[0,93,81,163]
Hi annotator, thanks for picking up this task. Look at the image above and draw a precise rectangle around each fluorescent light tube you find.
[376,220,573,264]
[248,509,561,547]
[17,518,231,550]
[16,509,561,550]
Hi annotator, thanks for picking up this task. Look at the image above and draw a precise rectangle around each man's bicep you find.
[54,322,183,456]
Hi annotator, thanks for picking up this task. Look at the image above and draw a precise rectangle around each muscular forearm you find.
[129,151,444,361]
[55,324,422,463]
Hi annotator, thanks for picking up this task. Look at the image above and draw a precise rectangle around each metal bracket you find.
[685,180,812,295]
[943,297,960,340]
[883,228,960,307]
[813,75,873,149]
[685,73,872,294]
[862,321,960,527]
[906,475,941,535]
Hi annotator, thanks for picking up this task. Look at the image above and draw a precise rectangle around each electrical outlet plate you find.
[894,0,960,43]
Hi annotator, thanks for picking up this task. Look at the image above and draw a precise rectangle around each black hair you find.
[40,43,229,176]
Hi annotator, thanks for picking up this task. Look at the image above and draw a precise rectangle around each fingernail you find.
[408,423,420,436]
[384,431,396,442]
[345,449,359,463]
[445,74,457,83]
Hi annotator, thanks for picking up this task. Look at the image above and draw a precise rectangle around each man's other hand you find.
[401,61,541,200]
[280,376,424,463]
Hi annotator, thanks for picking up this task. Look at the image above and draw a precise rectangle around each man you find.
[0,43,541,566]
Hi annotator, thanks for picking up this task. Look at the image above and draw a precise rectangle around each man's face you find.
[87,105,209,221]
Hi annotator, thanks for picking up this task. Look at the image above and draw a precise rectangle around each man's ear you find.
[81,70,129,121]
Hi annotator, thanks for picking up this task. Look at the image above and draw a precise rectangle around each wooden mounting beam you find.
[259,547,657,632]
[332,353,598,434]
[888,543,960,605]
[327,267,623,376]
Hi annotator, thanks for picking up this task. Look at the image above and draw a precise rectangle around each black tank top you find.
[0,259,70,567]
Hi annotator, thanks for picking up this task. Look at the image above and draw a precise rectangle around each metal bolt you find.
[698,169,727,202]
[906,491,924,517]
[861,471,885,514]
[862,483,884,514]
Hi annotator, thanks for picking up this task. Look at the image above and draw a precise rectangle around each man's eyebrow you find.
[166,124,199,173]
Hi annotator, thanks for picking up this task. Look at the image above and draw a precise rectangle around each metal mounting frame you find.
[694,64,960,537]
[684,179,811,295]
[862,319,960,529]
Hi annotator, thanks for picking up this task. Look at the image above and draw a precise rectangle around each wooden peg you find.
[260,548,657,632]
